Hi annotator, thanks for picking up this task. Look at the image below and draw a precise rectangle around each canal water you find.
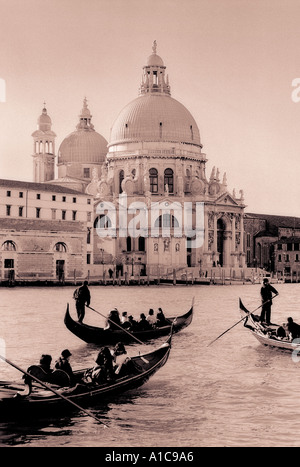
[0,282,299,447]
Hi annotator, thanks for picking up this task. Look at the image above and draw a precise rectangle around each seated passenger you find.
[287,317,300,340]
[156,308,170,327]
[87,347,115,384]
[38,354,53,374]
[104,308,121,330]
[111,342,130,376]
[128,315,137,330]
[121,311,131,329]
[54,349,74,379]
[146,309,157,327]
[137,313,152,331]
[276,326,287,339]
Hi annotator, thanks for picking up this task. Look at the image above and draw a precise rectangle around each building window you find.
[149,168,158,193]
[73,197,77,203]
[52,209,56,220]
[52,195,56,201]
[277,243,282,250]
[54,242,67,252]
[278,254,282,262]
[87,199,91,205]
[72,210,77,221]
[87,253,91,264]
[295,243,300,251]
[287,243,293,251]
[83,168,90,179]
[19,206,23,217]
[19,192,23,198]
[296,254,299,262]
[36,193,41,200]
[1,241,16,251]
[286,254,290,262]
[119,170,124,194]
[126,236,132,252]
[36,207,41,218]
[246,233,251,248]
[87,229,91,244]
[164,168,174,193]
[87,212,91,222]
[62,210,66,220]
[6,205,11,216]
[138,237,145,252]
[6,190,11,197]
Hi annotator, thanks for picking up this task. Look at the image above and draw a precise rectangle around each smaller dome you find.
[58,130,108,164]
[146,53,164,67]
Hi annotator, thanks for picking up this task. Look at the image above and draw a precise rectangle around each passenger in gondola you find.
[120,311,130,328]
[54,349,74,380]
[127,315,138,330]
[111,342,130,376]
[156,308,170,327]
[286,317,300,341]
[38,354,53,374]
[146,308,157,327]
[136,313,152,331]
[84,347,115,384]
[105,308,121,330]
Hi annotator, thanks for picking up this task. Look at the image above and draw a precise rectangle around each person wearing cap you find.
[260,278,279,325]
[73,281,91,323]
[54,349,74,380]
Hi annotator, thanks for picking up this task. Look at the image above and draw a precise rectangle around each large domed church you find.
[32,42,246,278]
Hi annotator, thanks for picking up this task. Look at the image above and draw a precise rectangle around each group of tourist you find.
[104,307,170,331]
[30,341,131,387]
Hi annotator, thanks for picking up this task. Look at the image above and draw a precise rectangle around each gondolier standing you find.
[73,281,91,323]
[260,278,278,325]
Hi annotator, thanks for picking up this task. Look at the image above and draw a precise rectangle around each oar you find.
[0,354,108,428]
[207,294,279,347]
[87,305,145,345]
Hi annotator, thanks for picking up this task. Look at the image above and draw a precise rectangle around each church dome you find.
[58,98,108,164]
[108,42,201,150]
[109,94,201,148]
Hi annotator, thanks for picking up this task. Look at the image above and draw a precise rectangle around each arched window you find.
[164,168,174,193]
[1,240,16,251]
[94,215,112,229]
[154,214,179,229]
[138,237,145,252]
[119,170,124,194]
[149,168,158,193]
[126,236,132,252]
[54,242,67,252]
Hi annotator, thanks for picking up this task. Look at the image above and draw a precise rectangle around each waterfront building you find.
[0,179,93,282]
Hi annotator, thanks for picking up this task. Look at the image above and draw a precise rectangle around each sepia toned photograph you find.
[1,0,300,451]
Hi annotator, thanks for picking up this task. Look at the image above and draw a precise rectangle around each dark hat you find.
[61,349,72,359]
[263,278,269,283]
[84,280,89,286]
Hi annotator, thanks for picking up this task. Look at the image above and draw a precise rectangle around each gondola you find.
[0,335,171,419]
[64,301,194,345]
[240,298,300,352]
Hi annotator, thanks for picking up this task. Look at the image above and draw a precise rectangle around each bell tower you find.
[32,104,56,182]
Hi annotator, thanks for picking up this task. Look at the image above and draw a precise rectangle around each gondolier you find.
[260,278,278,325]
[73,281,91,323]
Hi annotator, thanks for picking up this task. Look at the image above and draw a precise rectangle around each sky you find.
[1,0,300,217]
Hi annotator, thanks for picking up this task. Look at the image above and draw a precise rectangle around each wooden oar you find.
[207,294,279,347]
[87,305,146,345]
[0,354,108,427]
